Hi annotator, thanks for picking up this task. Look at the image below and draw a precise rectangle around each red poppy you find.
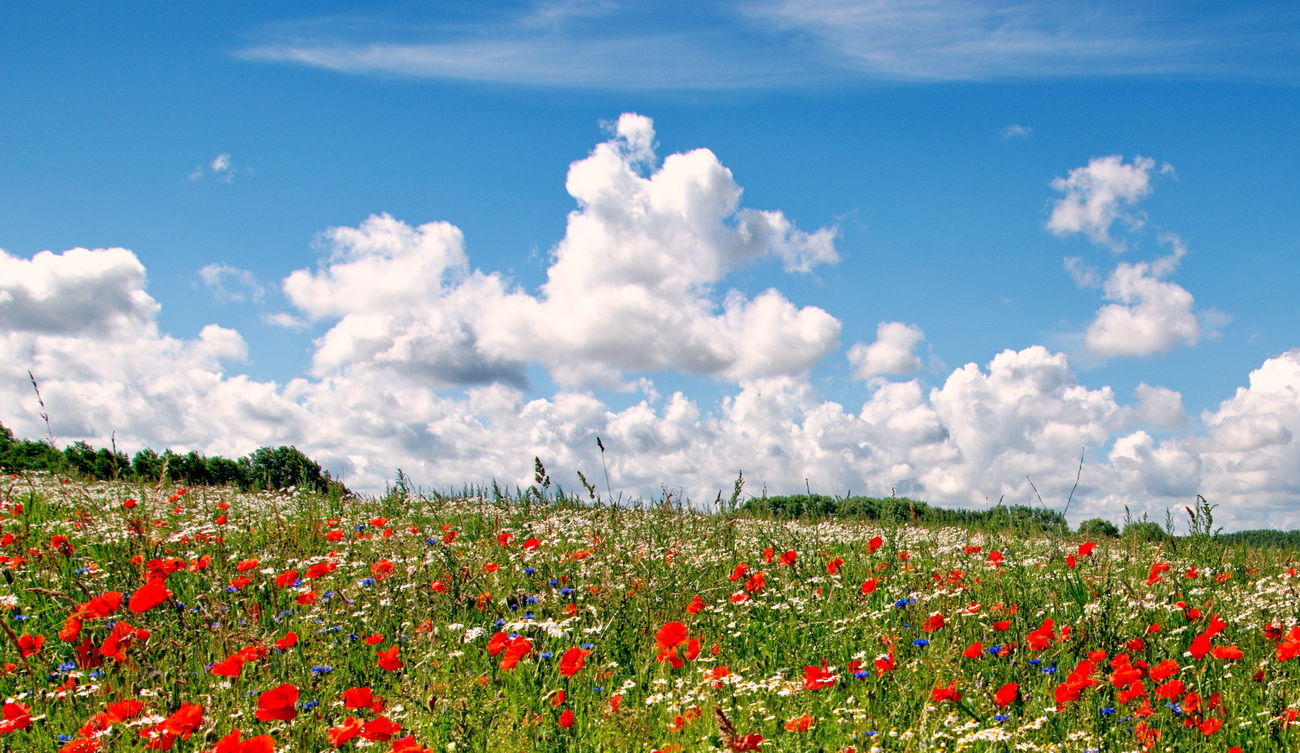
[1150,660,1179,682]
[962,641,983,659]
[274,632,298,651]
[802,664,837,690]
[931,680,961,702]
[361,716,401,742]
[1026,619,1055,650]
[236,558,260,571]
[342,686,383,711]
[1189,632,1212,660]
[129,578,173,613]
[559,647,589,677]
[376,645,403,671]
[1213,645,1243,661]
[101,621,149,662]
[274,570,298,588]
[784,714,814,731]
[0,702,32,734]
[860,578,877,594]
[994,682,1017,707]
[868,536,882,552]
[370,560,395,580]
[779,550,797,567]
[1276,626,1300,661]
[487,632,510,656]
[305,561,336,579]
[16,633,42,657]
[255,684,298,722]
[656,622,688,651]
[210,654,245,677]
[558,709,575,730]
[686,595,705,614]
[500,637,531,670]
[327,718,362,748]
[80,591,123,618]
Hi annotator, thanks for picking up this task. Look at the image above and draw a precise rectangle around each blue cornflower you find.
[525,596,539,605]
[539,651,554,660]
[559,587,573,596]
[987,645,1002,655]
[994,714,1010,723]
[303,700,320,710]
[854,670,870,680]
[524,567,536,574]
[1101,707,1116,716]
[311,665,333,675]
[360,577,376,587]
[581,643,595,650]
[913,639,929,647]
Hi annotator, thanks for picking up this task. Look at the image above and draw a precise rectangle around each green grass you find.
[1,473,1299,752]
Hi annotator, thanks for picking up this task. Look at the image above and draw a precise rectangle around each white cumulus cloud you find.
[0,247,160,336]
[1083,259,1200,358]
[281,114,841,389]
[848,321,925,379]
[1047,155,1168,250]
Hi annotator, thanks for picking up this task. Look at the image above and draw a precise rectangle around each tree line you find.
[0,422,347,496]
[743,493,1071,534]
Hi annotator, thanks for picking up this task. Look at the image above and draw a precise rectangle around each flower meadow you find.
[2,475,1300,752]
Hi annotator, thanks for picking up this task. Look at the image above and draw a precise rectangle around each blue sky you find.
[3,1,1300,530]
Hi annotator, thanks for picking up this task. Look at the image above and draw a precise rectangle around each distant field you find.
[1,474,1299,752]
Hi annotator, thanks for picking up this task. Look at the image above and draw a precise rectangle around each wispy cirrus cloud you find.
[237,2,819,90]
[236,0,1300,89]
[747,0,1300,82]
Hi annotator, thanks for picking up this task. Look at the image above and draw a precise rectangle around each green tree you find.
[241,446,329,492]
[1078,518,1120,538]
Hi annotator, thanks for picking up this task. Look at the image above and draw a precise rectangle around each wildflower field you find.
[2,473,1300,753]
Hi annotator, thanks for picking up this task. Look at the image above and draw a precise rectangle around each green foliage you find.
[241,445,341,494]
[744,494,1069,535]
[1124,520,1170,543]
[0,422,65,474]
[0,421,347,496]
[1078,517,1121,538]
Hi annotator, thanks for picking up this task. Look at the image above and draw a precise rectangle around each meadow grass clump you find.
[0,472,1299,751]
